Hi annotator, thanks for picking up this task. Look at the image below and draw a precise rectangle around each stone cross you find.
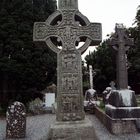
[89,65,94,89]
[33,0,102,121]
[108,24,133,89]
[6,101,26,138]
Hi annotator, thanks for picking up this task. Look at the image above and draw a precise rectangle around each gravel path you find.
[1,114,140,140]
[0,114,55,140]
[88,115,140,140]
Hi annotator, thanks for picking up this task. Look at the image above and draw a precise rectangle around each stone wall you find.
[94,106,138,134]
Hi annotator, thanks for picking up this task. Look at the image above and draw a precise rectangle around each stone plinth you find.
[94,106,140,134]
[105,89,140,134]
[48,118,95,140]
[106,89,140,119]
[106,105,140,119]
[108,89,137,107]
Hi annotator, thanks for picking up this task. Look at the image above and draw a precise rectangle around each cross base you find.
[107,89,137,107]
[48,117,94,140]
[106,105,140,119]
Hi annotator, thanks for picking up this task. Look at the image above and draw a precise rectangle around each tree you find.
[127,5,140,92]
[85,41,116,93]
[85,5,140,93]
[0,0,57,109]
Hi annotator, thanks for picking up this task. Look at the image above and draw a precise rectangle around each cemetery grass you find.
[136,95,140,106]
[97,97,105,112]
[98,100,105,112]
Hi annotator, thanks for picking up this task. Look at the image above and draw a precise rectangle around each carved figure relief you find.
[61,73,78,92]
[61,53,78,70]
[61,95,79,113]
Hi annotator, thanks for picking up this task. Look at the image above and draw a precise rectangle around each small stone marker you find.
[6,101,26,138]
[109,81,116,90]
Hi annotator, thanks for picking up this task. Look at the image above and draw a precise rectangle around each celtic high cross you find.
[108,24,133,89]
[33,0,102,121]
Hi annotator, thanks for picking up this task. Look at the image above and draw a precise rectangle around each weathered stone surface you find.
[6,101,26,138]
[33,0,102,122]
[58,0,78,10]
[48,117,95,140]
[105,90,140,120]
[94,106,139,134]
[108,89,137,107]
[33,0,102,139]
[106,104,140,118]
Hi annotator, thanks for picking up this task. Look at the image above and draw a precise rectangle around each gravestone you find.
[44,93,55,108]
[106,24,140,134]
[44,93,55,113]
[6,101,26,138]
[33,0,101,139]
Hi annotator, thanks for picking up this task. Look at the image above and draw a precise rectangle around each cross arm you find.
[33,22,58,42]
[107,33,134,51]
[124,37,134,51]
[78,23,102,46]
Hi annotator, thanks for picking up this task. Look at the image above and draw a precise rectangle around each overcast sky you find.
[77,0,139,59]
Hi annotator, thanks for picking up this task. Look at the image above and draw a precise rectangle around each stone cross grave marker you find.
[6,101,26,138]
[108,23,133,89]
[33,0,102,121]
[89,65,93,89]
[89,65,96,89]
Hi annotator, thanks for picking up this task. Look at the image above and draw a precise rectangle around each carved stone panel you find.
[57,49,84,121]
[61,52,78,71]
[59,94,84,121]
[61,73,79,92]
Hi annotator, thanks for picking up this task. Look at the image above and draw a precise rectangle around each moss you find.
[98,100,105,112]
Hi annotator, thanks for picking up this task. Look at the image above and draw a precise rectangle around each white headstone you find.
[44,93,55,108]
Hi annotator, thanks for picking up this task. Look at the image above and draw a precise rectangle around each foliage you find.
[85,5,140,93]
[85,41,116,92]
[0,0,57,109]
[98,100,105,112]
[127,5,140,91]
[28,98,45,115]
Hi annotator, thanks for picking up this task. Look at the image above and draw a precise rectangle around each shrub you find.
[28,98,45,115]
